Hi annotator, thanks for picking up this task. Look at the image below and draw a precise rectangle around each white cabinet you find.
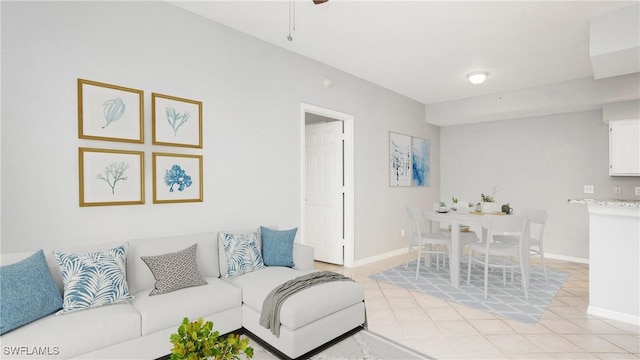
[609,119,640,176]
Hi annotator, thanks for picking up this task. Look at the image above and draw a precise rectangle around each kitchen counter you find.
[569,199,640,325]
[567,198,640,208]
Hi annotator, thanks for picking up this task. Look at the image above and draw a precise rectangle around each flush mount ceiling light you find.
[467,71,489,85]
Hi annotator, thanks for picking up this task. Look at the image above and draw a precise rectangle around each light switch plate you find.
[584,185,594,194]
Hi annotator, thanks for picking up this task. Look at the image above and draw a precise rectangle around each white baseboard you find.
[544,252,589,264]
[350,249,589,268]
[351,248,407,268]
[588,305,640,326]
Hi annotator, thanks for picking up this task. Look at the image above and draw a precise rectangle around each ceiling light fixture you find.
[287,0,295,41]
[467,71,489,85]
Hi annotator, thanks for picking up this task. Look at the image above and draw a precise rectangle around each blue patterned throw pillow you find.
[0,250,63,335]
[54,243,133,315]
[220,232,265,277]
[260,226,297,267]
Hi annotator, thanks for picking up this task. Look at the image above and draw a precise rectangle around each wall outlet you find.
[614,186,622,195]
[584,185,594,194]
[401,228,405,237]
[636,187,640,196]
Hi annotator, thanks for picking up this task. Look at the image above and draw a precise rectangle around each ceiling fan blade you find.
[313,0,329,4]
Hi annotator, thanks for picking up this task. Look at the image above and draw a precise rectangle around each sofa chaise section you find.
[227,266,366,359]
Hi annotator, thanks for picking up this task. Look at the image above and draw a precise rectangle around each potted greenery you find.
[480,192,497,213]
[170,317,254,360]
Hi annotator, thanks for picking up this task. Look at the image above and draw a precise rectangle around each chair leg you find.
[415,244,422,279]
[538,245,548,282]
[467,249,473,284]
[503,258,507,286]
[510,256,515,284]
[520,258,529,301]
[483,253,490,299]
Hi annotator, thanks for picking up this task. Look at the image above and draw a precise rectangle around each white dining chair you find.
[494,209,548,282]
[406,207,479,279]
[405,207,450,278]
[454,200,470,214]
[466,215,529,300]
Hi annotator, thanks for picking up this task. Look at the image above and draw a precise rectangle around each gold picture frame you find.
[79,147,145,207]
[152,93,203,148]
[78,79,144,143]
[152,152,203,204]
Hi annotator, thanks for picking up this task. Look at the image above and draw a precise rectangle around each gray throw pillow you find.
[141,244,207,296]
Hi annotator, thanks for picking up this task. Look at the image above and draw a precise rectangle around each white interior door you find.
[305,121,344,264]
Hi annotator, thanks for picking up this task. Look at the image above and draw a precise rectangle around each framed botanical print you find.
[79,148,145,206]
[152,152,203,204]
[78,79,144,143]
[152,93,203,148]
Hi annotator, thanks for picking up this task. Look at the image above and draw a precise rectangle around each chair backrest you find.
[407,207,438,240]
[485,215,528,245]
[406,207,423,240]
[521,208,547,243]
[456,200,470,214]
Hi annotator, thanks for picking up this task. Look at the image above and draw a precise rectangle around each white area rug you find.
[371,260,569,323]
[248,329,429,360]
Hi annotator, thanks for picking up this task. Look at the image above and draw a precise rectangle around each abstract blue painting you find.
[411,137,430,187]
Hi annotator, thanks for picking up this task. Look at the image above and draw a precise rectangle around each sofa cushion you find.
[131,277,242,336]
[0,302,141,359]
[227,267,363,331]
[53,243,133,315]
[141,243,208,296]
[0,250,63,335]
[219,231,264,278]
[260,226,296,267]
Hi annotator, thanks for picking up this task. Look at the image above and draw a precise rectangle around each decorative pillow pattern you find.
[220,231,265,277]
[261,226,297,267]
[54,243,133,315]
[1,250,63,334]
[141,243,208,296]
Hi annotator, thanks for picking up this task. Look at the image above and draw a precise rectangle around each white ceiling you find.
[169,0,637,113]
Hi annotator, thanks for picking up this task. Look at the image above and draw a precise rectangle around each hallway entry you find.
[301,104,354,267]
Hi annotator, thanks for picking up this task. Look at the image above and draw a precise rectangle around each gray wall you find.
[1,1,436,262]
[440,110,639,261]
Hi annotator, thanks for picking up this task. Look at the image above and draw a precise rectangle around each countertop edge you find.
[568,198,640,208]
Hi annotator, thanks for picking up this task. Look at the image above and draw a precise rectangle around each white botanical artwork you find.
[389,132,411,187]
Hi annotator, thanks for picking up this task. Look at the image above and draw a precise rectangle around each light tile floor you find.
[315,255,640,360]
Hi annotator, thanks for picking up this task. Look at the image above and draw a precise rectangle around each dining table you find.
[422,209,530,289]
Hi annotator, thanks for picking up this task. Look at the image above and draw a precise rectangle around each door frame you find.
[300,103,355,268]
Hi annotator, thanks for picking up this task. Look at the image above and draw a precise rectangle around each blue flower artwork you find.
[102,97,126,128]
[412,138,430,187]
[96,162,129,195]
[164,165,192,192]
[165,106,190,136]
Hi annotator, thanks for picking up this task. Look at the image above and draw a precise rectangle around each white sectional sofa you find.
[0,230,366,360]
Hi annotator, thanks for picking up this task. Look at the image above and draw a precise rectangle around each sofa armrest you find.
[292,243,314,271]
